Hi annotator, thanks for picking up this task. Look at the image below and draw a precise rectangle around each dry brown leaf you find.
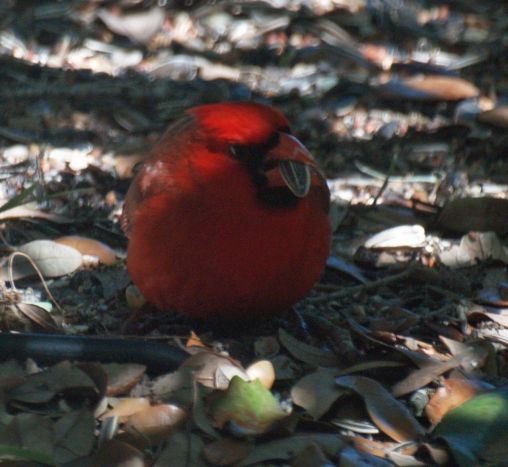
[154,431,206,467]
[292,442,331,467]
[426,377,492,426]
[469,310,508,328]
[477,106,508,128]
[418,442,451,466]
[98,6,165,44]
[8,361,98,405]
[151,366,195,406]
[386,451,428,466]
[439,338,489,373]
[336,375,425,442]
[124,404,187,440]
[0,206,72,223]
[349,435,400,458]
[254,336,280,358]
[91,439,146,467]
[476,287,508,308]
[332,398,379,434]
[271,354,299,380]
[438,232,508,268]
[392,343,488,397]
[180,349,248,390]
[100,398,151,420]
[238,434,345,466]
[278,328,340,367]
[364,225,426,249]
[291,368,346,419]
[203,438,253,466]
[125,284,146,310]
[245,360,275,389]
[0,413,54,458]
[15,302,61,332]
[53,410,95,464]
[114,154,145,179]
[103,363,147,396]
[437,197,508,235]
[186,331,207,348]
[402,75,479,101]
[0,360,26,390]
[55,235,117,265]
[340,445,392,467]
[75,362,109,411]
[1,239,83,280]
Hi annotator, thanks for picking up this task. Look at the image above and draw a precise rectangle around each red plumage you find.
[122,102,331,319]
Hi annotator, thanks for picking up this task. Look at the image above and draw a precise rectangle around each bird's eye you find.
[229,144,252,162]
[230,144,239,157]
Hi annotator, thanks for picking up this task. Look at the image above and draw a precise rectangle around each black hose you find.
[0,332,188,374]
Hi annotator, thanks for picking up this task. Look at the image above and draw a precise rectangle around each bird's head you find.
[189,101,323,201]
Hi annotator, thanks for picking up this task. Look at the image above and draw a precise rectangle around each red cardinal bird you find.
[122,102,331,320]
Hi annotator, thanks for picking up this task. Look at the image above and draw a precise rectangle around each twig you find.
[8,251,65,314]
[310,266,416,303]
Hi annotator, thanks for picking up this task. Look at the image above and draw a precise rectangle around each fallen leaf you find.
[0,443,55,465]
[203,438,253,466]
[124,404,187,441]
[364,225,426,249]
[426,377,492,426]
[392,343,488,397]
[477,105,508,128]
[0,360,25,390]
[180,350,248,390]
[332,399,379,434]
[91,439,146,467]
[436,197,508,235]
[381,75,479,101]
[152,366,195,406]
[208,376,287,435]
[349,435,399,458]
[336,375,424,442]
[245,360,275,389]
[293,442,332,467]
[291,368,346,419]
[15,302,60,332]
[340,444,393,467]
[326,255,368,283]
[55,236,117,265]
[98,7,165,44]
[271,354,299,380]
[0,206,71,223]
[154,431,205,467]
[278,328,339,367]
[254,336,280,358]
[8,362,98,405]
[438,232,508,268]
[0,413,53,460]
[434,385,508,467]
[100,398,150,421]
[125,284,146,310]
[238,434,344,466]
[103,363,146,396]
[53,410,95,464]
[2,240,83,280]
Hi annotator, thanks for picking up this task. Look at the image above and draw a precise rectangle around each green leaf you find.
[0,185,37,213]
[209,376,287,435]
[0,443,55,465]
[434,385,508,467]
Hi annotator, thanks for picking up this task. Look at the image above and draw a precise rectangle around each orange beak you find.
[265,132,323,198]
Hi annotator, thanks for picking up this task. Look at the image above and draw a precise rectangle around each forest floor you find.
[1,1,508,465]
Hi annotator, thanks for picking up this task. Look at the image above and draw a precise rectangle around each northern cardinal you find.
[121,102,331,320]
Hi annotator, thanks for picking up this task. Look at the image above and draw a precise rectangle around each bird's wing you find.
[121,115,196,237]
